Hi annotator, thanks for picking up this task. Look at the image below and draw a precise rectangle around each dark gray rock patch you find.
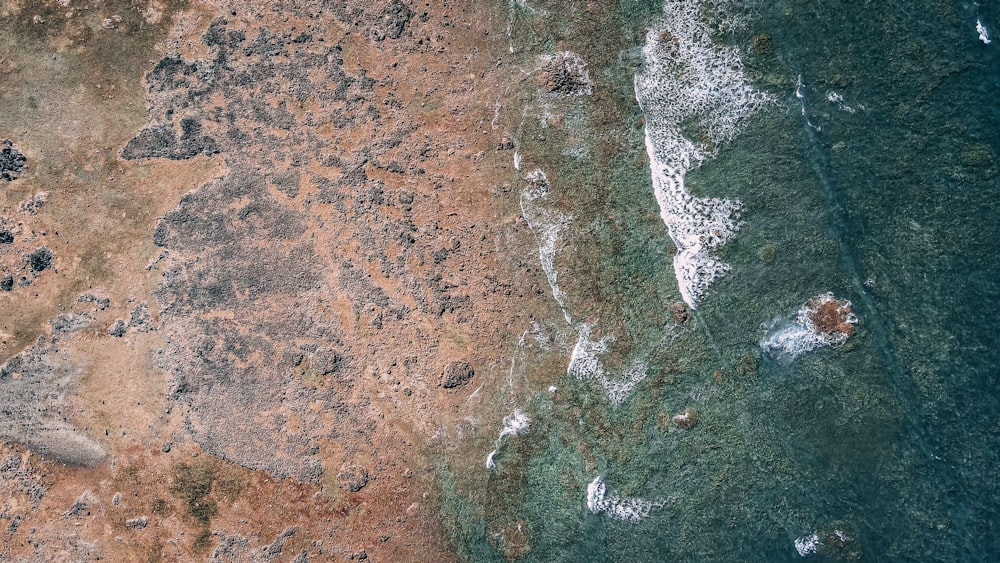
[442,360,474,389]
[383,0,414,40]
[0,141,26,181]
[150,172,360,481]
[27,247,52,272]
[108,319,127,338]
[125,516,148,530]
[335,462,369,492]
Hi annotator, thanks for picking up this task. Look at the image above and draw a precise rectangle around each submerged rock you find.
[751,33,773,55]
[806,293,856,340]
[761,292,858,363]
[669,302,690,325]
[488,519,532,560]
[538,51,592,96]
[672,408,699,430]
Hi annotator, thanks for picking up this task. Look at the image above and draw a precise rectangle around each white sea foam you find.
[796,74,821,132]
[486,409,531,470]
[826,91,861,113]
[567,325,649,406]
[519,172,651,404]
[794,533,820,556]
[520,169,573,324]
[761,292,858,363]
[520,164,687,406]
[978,18,992,44]
[586,476,665,522]
[635,0,771,309]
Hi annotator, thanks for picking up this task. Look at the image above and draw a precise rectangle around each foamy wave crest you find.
[761,293,858,363]
[794,533,820,556]
[587,476,665,522]
[978,18,992,44]
[567,325,649,406]
[635,0,771,308]
[520,169,573,325]
[486,409,531,470]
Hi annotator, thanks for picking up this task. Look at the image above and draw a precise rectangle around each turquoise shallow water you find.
[442,1,1000,560]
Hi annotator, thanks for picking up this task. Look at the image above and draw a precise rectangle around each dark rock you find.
[432,248,449,264]
[383,0,413,39]
[442,360,474,389]
[336,462,369,492]
[125,516,148,530]
[538,52,592,96]
[751,34,772,55]
[28,247,53,272]
[271,171,301,198]
[672,408,699,430]
[108,320,127,338]
[121,123,220,161]
[0,275,12,292]
[129,304,152,332]
[0,140,27,181]
[63,491,97,517]
[0,230,13,244]
[669,302,689,325]
[51,314,93,335]
[17,192,47,215]
[202,17,246,49]
[78,293,111,310]
[265,527,298,556]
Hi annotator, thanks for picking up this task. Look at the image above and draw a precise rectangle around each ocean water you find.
[440,0,1000,560]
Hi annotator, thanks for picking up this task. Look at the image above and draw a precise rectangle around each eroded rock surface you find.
[0,140,26,181]
[0,315,106,467]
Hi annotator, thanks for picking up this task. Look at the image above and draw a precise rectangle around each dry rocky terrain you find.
[0,0,565,559]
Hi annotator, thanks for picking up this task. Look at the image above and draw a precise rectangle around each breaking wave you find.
[486,409,532,470]
[761,292,858,363]
[587,475,666,522]
[635,0,771,309]
[567,324,651,407]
